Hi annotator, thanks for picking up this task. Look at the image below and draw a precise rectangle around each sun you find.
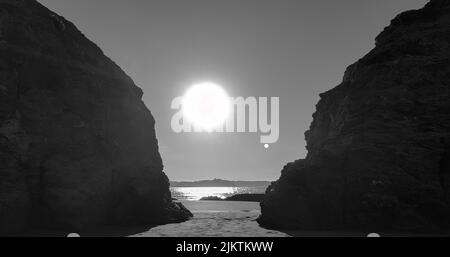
[182,82,231,131]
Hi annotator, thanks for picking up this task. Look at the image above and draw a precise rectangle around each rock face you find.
[0,0,191,235]
[258,0,450,233]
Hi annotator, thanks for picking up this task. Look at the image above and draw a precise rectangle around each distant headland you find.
[170,179,271,188]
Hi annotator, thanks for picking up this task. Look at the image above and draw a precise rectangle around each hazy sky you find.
[39,0,427,181]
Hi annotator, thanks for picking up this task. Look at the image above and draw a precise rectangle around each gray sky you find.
[39,0,427,181]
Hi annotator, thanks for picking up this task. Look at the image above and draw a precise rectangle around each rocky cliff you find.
[258,0,450,233]
[0,0,191,235]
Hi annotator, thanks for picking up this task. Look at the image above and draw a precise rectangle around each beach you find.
[132,200,288,237]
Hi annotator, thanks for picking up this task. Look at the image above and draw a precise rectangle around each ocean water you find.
[170,186,267,201]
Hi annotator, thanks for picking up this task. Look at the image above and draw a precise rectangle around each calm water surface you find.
[170,186,267,201]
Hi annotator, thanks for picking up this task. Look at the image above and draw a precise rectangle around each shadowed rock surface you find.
[0,0,191,235]
[200,194,265,202]
[258,0,450,233]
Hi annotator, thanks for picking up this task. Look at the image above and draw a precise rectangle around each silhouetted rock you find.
[166,202,193,222]
[200,196,224,201]
[258,0,450,233]
[0,0,190,235]
[200,194,265,202]
[226,194,265,202]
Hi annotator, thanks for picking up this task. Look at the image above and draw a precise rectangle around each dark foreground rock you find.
[258,0,450,233]
[226,194,265,202]
[0,0,190,235]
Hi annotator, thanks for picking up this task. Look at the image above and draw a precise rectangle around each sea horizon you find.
[170,186,267,201]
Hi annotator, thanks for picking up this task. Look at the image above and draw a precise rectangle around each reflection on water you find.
[171,186,266,201]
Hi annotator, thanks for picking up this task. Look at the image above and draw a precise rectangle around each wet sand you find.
[132,200,288,237]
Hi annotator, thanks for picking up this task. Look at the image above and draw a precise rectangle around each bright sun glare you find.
[182,82,231,131]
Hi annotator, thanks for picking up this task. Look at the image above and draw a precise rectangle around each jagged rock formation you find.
[0,0,191,235]
[258,0,450,233]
